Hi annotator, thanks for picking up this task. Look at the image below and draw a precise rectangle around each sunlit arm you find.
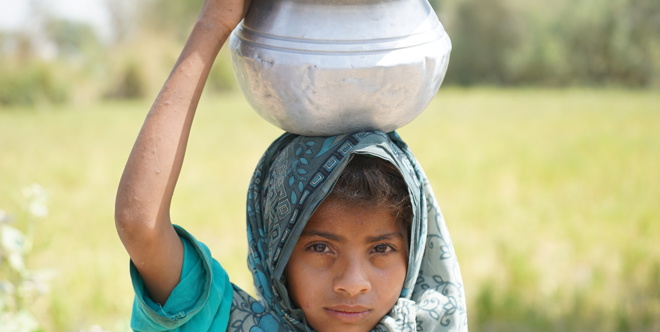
[114,1,250,305]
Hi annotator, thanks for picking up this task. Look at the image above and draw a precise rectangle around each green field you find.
[1,88,658,331]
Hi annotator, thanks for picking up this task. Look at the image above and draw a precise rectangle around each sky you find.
[0,0,111,39]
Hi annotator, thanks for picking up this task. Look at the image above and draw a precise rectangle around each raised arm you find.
[115,0,250,305]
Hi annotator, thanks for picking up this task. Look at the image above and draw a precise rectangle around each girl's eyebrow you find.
[300,231,343,242]
[366,232,405,243]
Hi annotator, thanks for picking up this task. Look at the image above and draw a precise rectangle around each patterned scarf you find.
[229,131,467,331]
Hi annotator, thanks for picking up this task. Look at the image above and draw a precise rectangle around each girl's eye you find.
[309,243,328,253]
[373,244,393,253]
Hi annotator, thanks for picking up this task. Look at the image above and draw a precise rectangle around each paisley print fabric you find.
[230,131,467,331]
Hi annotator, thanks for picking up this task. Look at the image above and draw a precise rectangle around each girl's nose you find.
[333,256,371,296]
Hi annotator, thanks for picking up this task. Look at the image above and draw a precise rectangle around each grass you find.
[0,88,658,331]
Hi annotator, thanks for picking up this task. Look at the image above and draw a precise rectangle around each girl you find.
[115,0,467,330]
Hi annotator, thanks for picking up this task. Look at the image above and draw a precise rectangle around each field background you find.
[1,0,658,329]
[1,88,658,331]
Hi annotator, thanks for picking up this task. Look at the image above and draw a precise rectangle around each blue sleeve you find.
[129,225,234,331]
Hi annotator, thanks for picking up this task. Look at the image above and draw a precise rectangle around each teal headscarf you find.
[228,131,467,331]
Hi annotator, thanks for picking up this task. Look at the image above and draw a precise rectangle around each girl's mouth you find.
[324,305,372,323]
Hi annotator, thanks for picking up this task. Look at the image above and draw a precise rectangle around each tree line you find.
[433,0,659,87]
[0,0,657,106]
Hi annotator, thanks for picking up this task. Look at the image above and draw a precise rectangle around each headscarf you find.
[229,131,467,331]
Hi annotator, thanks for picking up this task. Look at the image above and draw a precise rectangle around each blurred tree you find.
[45,19,101,59]
[557,0,659,86]
[444,0,519,85]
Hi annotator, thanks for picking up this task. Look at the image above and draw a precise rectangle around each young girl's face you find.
[285,197,409,332]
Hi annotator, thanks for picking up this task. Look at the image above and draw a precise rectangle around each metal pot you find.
[229,0,451,136]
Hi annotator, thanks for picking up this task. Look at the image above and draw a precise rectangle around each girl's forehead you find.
[301,198,405,238]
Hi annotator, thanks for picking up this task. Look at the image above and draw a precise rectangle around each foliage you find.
[553,0,659,86]
[443,0,519,85]
[0,185,52,332]
[0,16,100,107]
[103,61,148,100]
[45,19,103,60]
[437,0,660,87]
[0,60,69,107]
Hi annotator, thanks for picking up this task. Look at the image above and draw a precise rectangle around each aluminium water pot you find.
[229,0,451,136]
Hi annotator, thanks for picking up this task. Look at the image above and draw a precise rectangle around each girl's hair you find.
[328,154,413,234]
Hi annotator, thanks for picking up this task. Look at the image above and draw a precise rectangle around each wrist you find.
[194,15,237,45]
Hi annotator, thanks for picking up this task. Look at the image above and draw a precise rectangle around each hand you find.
[198,0,252,39]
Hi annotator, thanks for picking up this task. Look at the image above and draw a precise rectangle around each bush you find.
[103,61,148,100]
[0,62,69,107]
